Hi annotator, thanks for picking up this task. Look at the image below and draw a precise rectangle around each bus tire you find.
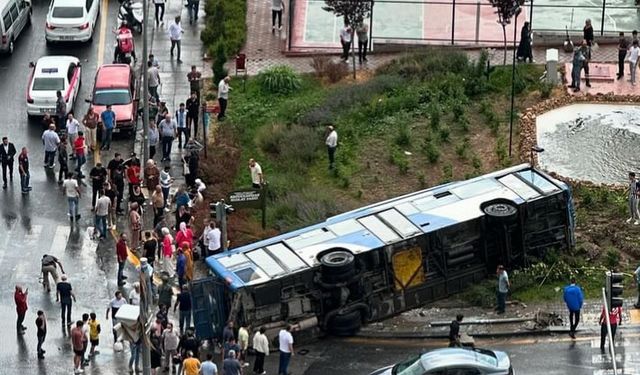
[481,199,518,223]
[328,309,362,336]
[320,249,355,282]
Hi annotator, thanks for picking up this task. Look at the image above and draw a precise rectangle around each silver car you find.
[369,348,514,375]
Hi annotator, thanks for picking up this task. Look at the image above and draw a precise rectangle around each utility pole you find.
[141,0,151,371]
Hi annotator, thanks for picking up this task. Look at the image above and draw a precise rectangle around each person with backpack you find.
[563,278,584,338]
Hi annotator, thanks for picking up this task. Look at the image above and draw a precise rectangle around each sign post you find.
[227,185,267,230]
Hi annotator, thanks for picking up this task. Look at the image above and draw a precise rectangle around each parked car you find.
[369,348,513,375]
[0,0,31,54]
[26,55,81,118]
[90,64,138,134]
[45,0,99,44]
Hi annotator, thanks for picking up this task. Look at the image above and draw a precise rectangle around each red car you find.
[90,64,138,134]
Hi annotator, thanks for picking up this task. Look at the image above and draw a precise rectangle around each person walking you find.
[627,172,640,225]
[175,103,188,148]
[278,325,294,375]
[66,113,81,157]
[104,181,118,229]
[200,353,218,375]
[100,104,116,151]
[628,40,640,86]
[187,66,202,99]
[223,350,242,375]
[153,0,164,25]
[249,158,263,189]
[563,277,584,339]
[81,313,90,366]
[113,165,126,215]
[618,32,628,80]
[162,322,180,373]
[161,227,175,277]
[41,254,64,292]
[89,162,108,208]
[42,124,60,169]
[580,40,592,88]
[36,310,47,359]
[176,248,187,289]
[325,125,338,169]
[271,0,284,31]
[496,265,509,314]
[339,23,352,62]
[217,76,231,120]
[82,106,98,152]
[55,90,67,130]
[516,21,533,63]
[74,131,87,178]
[160,165,173,208]
[181,350,201,375]
[14,285,28,334]
[56,274,76,325]
[159,113,177,162]
[88,312,101,357]
[253,326,269,375]
[186,92,200,138]
[149,121,159,159]
[95,189,111,239]
[600,304,622,352]
[0,136,16,189]
[147,61,161,103]
[18,147,31,194]
[169,16,184,63]
[63,173,81,222]
[71,321,85,373]
[116,233,129,285]
[58,137,69,184]
[356,22,369,63]
[151,185,165,227]
[448,314,463,347]
[106,291,128,342]
[174,285,192,335]
[145,159,160,190]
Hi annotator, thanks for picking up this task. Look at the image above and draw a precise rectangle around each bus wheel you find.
[328,309,362,336]
[481,199,518,223]
[320,249,356,283]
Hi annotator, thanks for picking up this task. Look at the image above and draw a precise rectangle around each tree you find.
[487,0,523,65]
[323,0,373,78]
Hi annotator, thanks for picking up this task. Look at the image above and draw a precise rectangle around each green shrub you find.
[438,125,450,143]
[604,248,621,269]
[457,113,470,133]
[417,173,426,188]
[540,82,554,99]
[270,188,339,231]
[472,155,482,170]
[256,124,320,168]
[377,49,469,80]
[310,56,350,83]
[395,123,412,147]
[496,136,510,167]
[441,163,453,183]
[423,139,440,164]
[452,100,465,121]
[202,0,246,56]
[428,102,441,131]
[212,41,228,85]
[257,66,302,95]
[460,280,496,308]
[464,49,490,97]
[455,137,470,159]
[389,148,409,174]
[310,56,331,78]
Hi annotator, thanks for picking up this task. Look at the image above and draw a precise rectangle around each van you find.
[0,0,31,54]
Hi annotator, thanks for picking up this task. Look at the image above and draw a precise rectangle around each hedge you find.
[201,0,246,82]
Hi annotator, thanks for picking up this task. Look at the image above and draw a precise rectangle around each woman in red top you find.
[599,305,622,351]
[14,285,28,333]
[74,131,86,178]
[174,222,193,248]
[126,163,141,197]
[161,227,174,277]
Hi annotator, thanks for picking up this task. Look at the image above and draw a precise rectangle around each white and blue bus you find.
[192,164,575,341]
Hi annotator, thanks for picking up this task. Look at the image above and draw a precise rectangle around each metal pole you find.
[475,2,481,44]
[140,270,151,375]
[451,0,456,45]
[602,287,618,375]
[287,0,293,51]
[528,0,533,30]
[202,104,207,159]
[600,0,606,36]
[220,199,228,251]
[368,1,374,53]
[508,12,518,157]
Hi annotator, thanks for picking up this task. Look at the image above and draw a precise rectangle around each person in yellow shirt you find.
[181,351,201,375]
[238,323,250,366]
[88,312,101,356]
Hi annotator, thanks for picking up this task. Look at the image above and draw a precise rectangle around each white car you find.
[26,56,81,117]
[45,0,99,43]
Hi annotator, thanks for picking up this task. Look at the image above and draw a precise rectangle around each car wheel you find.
[319,249,355,283]
[481,199,518,223]
[328,309,362,336]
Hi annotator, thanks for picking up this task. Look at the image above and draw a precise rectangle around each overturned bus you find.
[191,164,575,342]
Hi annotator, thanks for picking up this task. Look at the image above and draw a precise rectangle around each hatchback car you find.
[45,0,99,43]
[26,55,81,117]
[369,348,513,375]
[90,64,138,134]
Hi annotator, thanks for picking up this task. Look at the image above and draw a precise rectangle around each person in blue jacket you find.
[563,277,584,338]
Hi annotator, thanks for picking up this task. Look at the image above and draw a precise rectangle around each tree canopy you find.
[323,0,373,26]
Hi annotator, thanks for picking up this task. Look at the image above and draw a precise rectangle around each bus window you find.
[266,243,307,271]
[516,171,560,194]
[358,215,401,243]
[413,193,459,213]
[498,174,540,200]
[234,266,262,283]
[218,253,251,268]
[450,178,500,199]
[246,248,285,277]
[378,209,420,238]
[326,219,365,236]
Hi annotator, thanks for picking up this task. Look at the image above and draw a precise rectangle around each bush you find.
[455,137,470,159]
[212,41,228,85]
[310,56,331,78]
[256,124,320,168]
[257,66,302,95]
[395,123,412,147]
[202,0,246,56]
[540,82,554,99]
[389,148,409,175]
[604,248,621,269]
[441,163,453,183]
[325,60,349,83]
[438,125,450,143]
[377,49,469,80]
[428,102,441,131]
[424,139,440,163]
[270,188,339,231]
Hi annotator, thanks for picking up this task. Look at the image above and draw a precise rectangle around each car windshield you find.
[94,89,131,106]
[392,355,427,375]
[52,6,84,18]
[32,77,64,91]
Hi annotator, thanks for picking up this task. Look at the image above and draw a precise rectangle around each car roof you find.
[33,56,79,78]
[420,348,500,372]
[51,0,85,7]
[95,64,132,88]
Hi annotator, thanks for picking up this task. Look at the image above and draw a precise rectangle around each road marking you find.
[94,0,110,164]
[50,225,71,255]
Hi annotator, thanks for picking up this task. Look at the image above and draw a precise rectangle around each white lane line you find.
[50,225,71,255]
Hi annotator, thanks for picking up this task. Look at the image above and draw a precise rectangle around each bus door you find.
[191,276,228,342]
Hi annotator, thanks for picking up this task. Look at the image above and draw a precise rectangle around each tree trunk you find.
[502,24,507,65]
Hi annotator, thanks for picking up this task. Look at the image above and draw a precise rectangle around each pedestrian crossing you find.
[591,338,640,375]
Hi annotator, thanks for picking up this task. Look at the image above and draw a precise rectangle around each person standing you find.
[627,172,640,225]
[174,285,192,334]
[149,121,159,159]
[175,103,189,148]
[569,47,585,92]
[143,231,159,265]
[217,76,231,120]
[339,23,352,62]
[496,265,510,314]
[271,0,284,31]
[100,104,116,151]
[55,90,67,130]
[206,221,221,255]
[71,321,85,374]
[516,22,532,63]
[41,254,64,292]
[278,325,294,375]
[186,92,200,138]
[56,274,76,325]
[160,165,173,208]
[82,106,98,152]
[563,278,584,339]
[223,350,242,375]
[181,351,201,375]
[176,248,187,289]
[356,22,369,63]
[0,136,16,189]
[113,165,126,215]
[600,304,622,352]
[448,314,463,347]
[42,124,60,169]
[58,137,69,184]
[249,158,263,189]
[36,310,47,359]
[95,190,111,239]
[580,40,591,88]
[81,313,90,366]
[201,353,218,375]
[635,263,640,308]
[618,32,628,80]
[187,66,202,99]
[152,185,165,227]
[147,61,161,103]
[169,16,184,63]
[116,233,129,286]
[18,147,31,194]
[104,182,118,229]
[162,322,180,373]
[129,202,142,249]
[325,126,338,170]
[89,162,108,208]
[67,113,81,157]
[159,113,177,162]
[63,173,81,222]
[628,40,640,86]
[74,131,87,178]
[583,18,594,47]
[106,291,128,342]
[238,323,250,366]
[153,0,164,25]
[253,327,269,375]
[14,285,28,334]
[88,312,101,357]
[129,282,141,306]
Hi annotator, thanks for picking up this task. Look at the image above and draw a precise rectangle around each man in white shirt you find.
[249,158,263,189]
[252,327,269,375]
[278,325,294,375]
[339,23,352,61]
[158,114,177,162]
[629,39,640,85]
[325,125,338,170]
[217,76,231,120]
[94,190,111,239]
[147,61,161,102]
[206,221,221,255]
[63,173,81,222]
[66,113,81,158]
[168,16,184,63]
[128,282,141,305]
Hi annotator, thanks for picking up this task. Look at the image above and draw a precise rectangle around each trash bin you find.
[546,48,558,84]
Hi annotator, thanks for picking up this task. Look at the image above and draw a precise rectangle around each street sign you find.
[227,189,265,209]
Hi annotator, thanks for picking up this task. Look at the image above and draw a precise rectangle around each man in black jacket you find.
[0,136,17,189]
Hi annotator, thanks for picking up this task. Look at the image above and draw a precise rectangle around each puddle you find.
[536,103,640,184]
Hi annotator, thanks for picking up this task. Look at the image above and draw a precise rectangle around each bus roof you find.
[205,164,567,290]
